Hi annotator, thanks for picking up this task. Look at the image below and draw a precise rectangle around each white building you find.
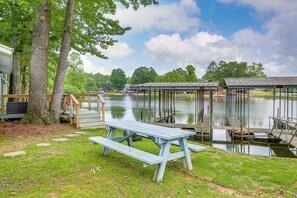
[0,44,14,106]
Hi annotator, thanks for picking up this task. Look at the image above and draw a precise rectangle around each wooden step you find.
[79,118,102,124]
[80,121,105,129]
[79,113,101,118]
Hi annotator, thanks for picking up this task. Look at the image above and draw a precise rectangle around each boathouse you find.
[224,77,297,146]
[132,82,218,138]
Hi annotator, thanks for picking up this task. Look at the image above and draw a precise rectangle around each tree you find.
[49,0,76,121]
[185,65,198,82]
[63,52,86,93]
[176,67,186,75]
[155,69,186,82]
[247,62,266,77]
[1,0,159,124]
[126,77,132,84]
[131,66,158,84]
[93,72,110,89]
[110,68,127,90]
[204,61,267,86]
[84,73,97,92]
[49,0,158,121]
[22,0,54,124]
[0,1,34,96]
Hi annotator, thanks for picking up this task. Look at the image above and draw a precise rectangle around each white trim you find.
[0,44,13,55]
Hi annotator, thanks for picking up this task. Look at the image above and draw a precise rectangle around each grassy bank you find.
[1,127,297,197]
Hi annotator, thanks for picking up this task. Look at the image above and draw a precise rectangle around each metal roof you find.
[132,82,218,91]
[224,77,297,89]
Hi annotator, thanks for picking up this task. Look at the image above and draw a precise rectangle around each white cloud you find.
[81,55,111,74]
[230,14,297,76]
[144,32,243,76]
[218,0,297,13]
[85,0,297,78]
[217,0,297,76]
[110,0,200,33]
[104,42,134,58]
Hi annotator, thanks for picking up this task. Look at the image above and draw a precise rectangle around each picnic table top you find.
[106,120,196,140]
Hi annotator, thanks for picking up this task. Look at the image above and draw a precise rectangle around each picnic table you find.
[89,120,205,182]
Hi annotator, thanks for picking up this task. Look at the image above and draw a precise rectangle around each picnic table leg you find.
[155,141,171,182]
[179,138,193,170]
[124,130,134,147]
[102,128,115,156]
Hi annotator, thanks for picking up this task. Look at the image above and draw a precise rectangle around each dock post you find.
[209,90,213,140]
[247,89,250,133]
[159,89,161,121]
[154,90,156,123]
[148,89,151,123]
[286,88,289,142]
[143,90,146,122]
[136,89,139,122]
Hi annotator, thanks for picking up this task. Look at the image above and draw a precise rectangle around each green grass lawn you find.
[1,127,297,197]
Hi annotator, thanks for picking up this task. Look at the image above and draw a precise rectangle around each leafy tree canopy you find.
[156,69,186,82]
[63,52,86,93]
[110,68,127,90]
[205,61,266,86]
[131,66,158,84]
[156,65,200,83]
[185,65,198,82]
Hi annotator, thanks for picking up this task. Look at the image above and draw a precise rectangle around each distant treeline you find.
[66,55,266,92]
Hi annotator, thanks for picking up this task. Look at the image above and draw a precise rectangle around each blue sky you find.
[83,0,297,78]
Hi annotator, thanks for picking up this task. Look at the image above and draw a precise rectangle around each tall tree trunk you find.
[9,23,21,101]
[9,53,21,94]
[21,62,28,94]
[22,0,54,125]
[50,0,75,122]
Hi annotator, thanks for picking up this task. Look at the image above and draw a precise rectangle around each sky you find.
[82,0,297,78]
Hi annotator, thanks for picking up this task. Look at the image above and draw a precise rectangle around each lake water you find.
[98,94,297,158]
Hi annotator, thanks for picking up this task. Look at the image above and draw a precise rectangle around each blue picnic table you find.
[89,120,205,182]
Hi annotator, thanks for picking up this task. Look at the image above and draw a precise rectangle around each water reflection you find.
[212,143,274,157]
[103,95,297,128]
[110,107,126,119]
[187,113,194,125]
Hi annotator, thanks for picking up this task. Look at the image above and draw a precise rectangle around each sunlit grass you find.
[1,128,296,197]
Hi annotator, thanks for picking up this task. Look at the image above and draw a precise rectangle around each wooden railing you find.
[1,94,51,121]
[97,94,105,121]
[69,93,105,121]
[69,94,80,128]
[1,93,106,126]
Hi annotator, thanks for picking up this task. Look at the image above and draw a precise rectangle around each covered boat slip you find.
[224,77,297,147]
[132,82,218,138]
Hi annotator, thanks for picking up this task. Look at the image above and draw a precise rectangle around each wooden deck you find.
[1,113,25,120]
[1,93,106,129]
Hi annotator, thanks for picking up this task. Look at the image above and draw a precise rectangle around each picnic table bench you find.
[89,120,205,182]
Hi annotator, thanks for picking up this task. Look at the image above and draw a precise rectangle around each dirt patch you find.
[79,171,86,177]
[182,170,195,181]
[180,170,251,197]
[0,121,74,153]
[0,121,73,138]
[48,192,59,198]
